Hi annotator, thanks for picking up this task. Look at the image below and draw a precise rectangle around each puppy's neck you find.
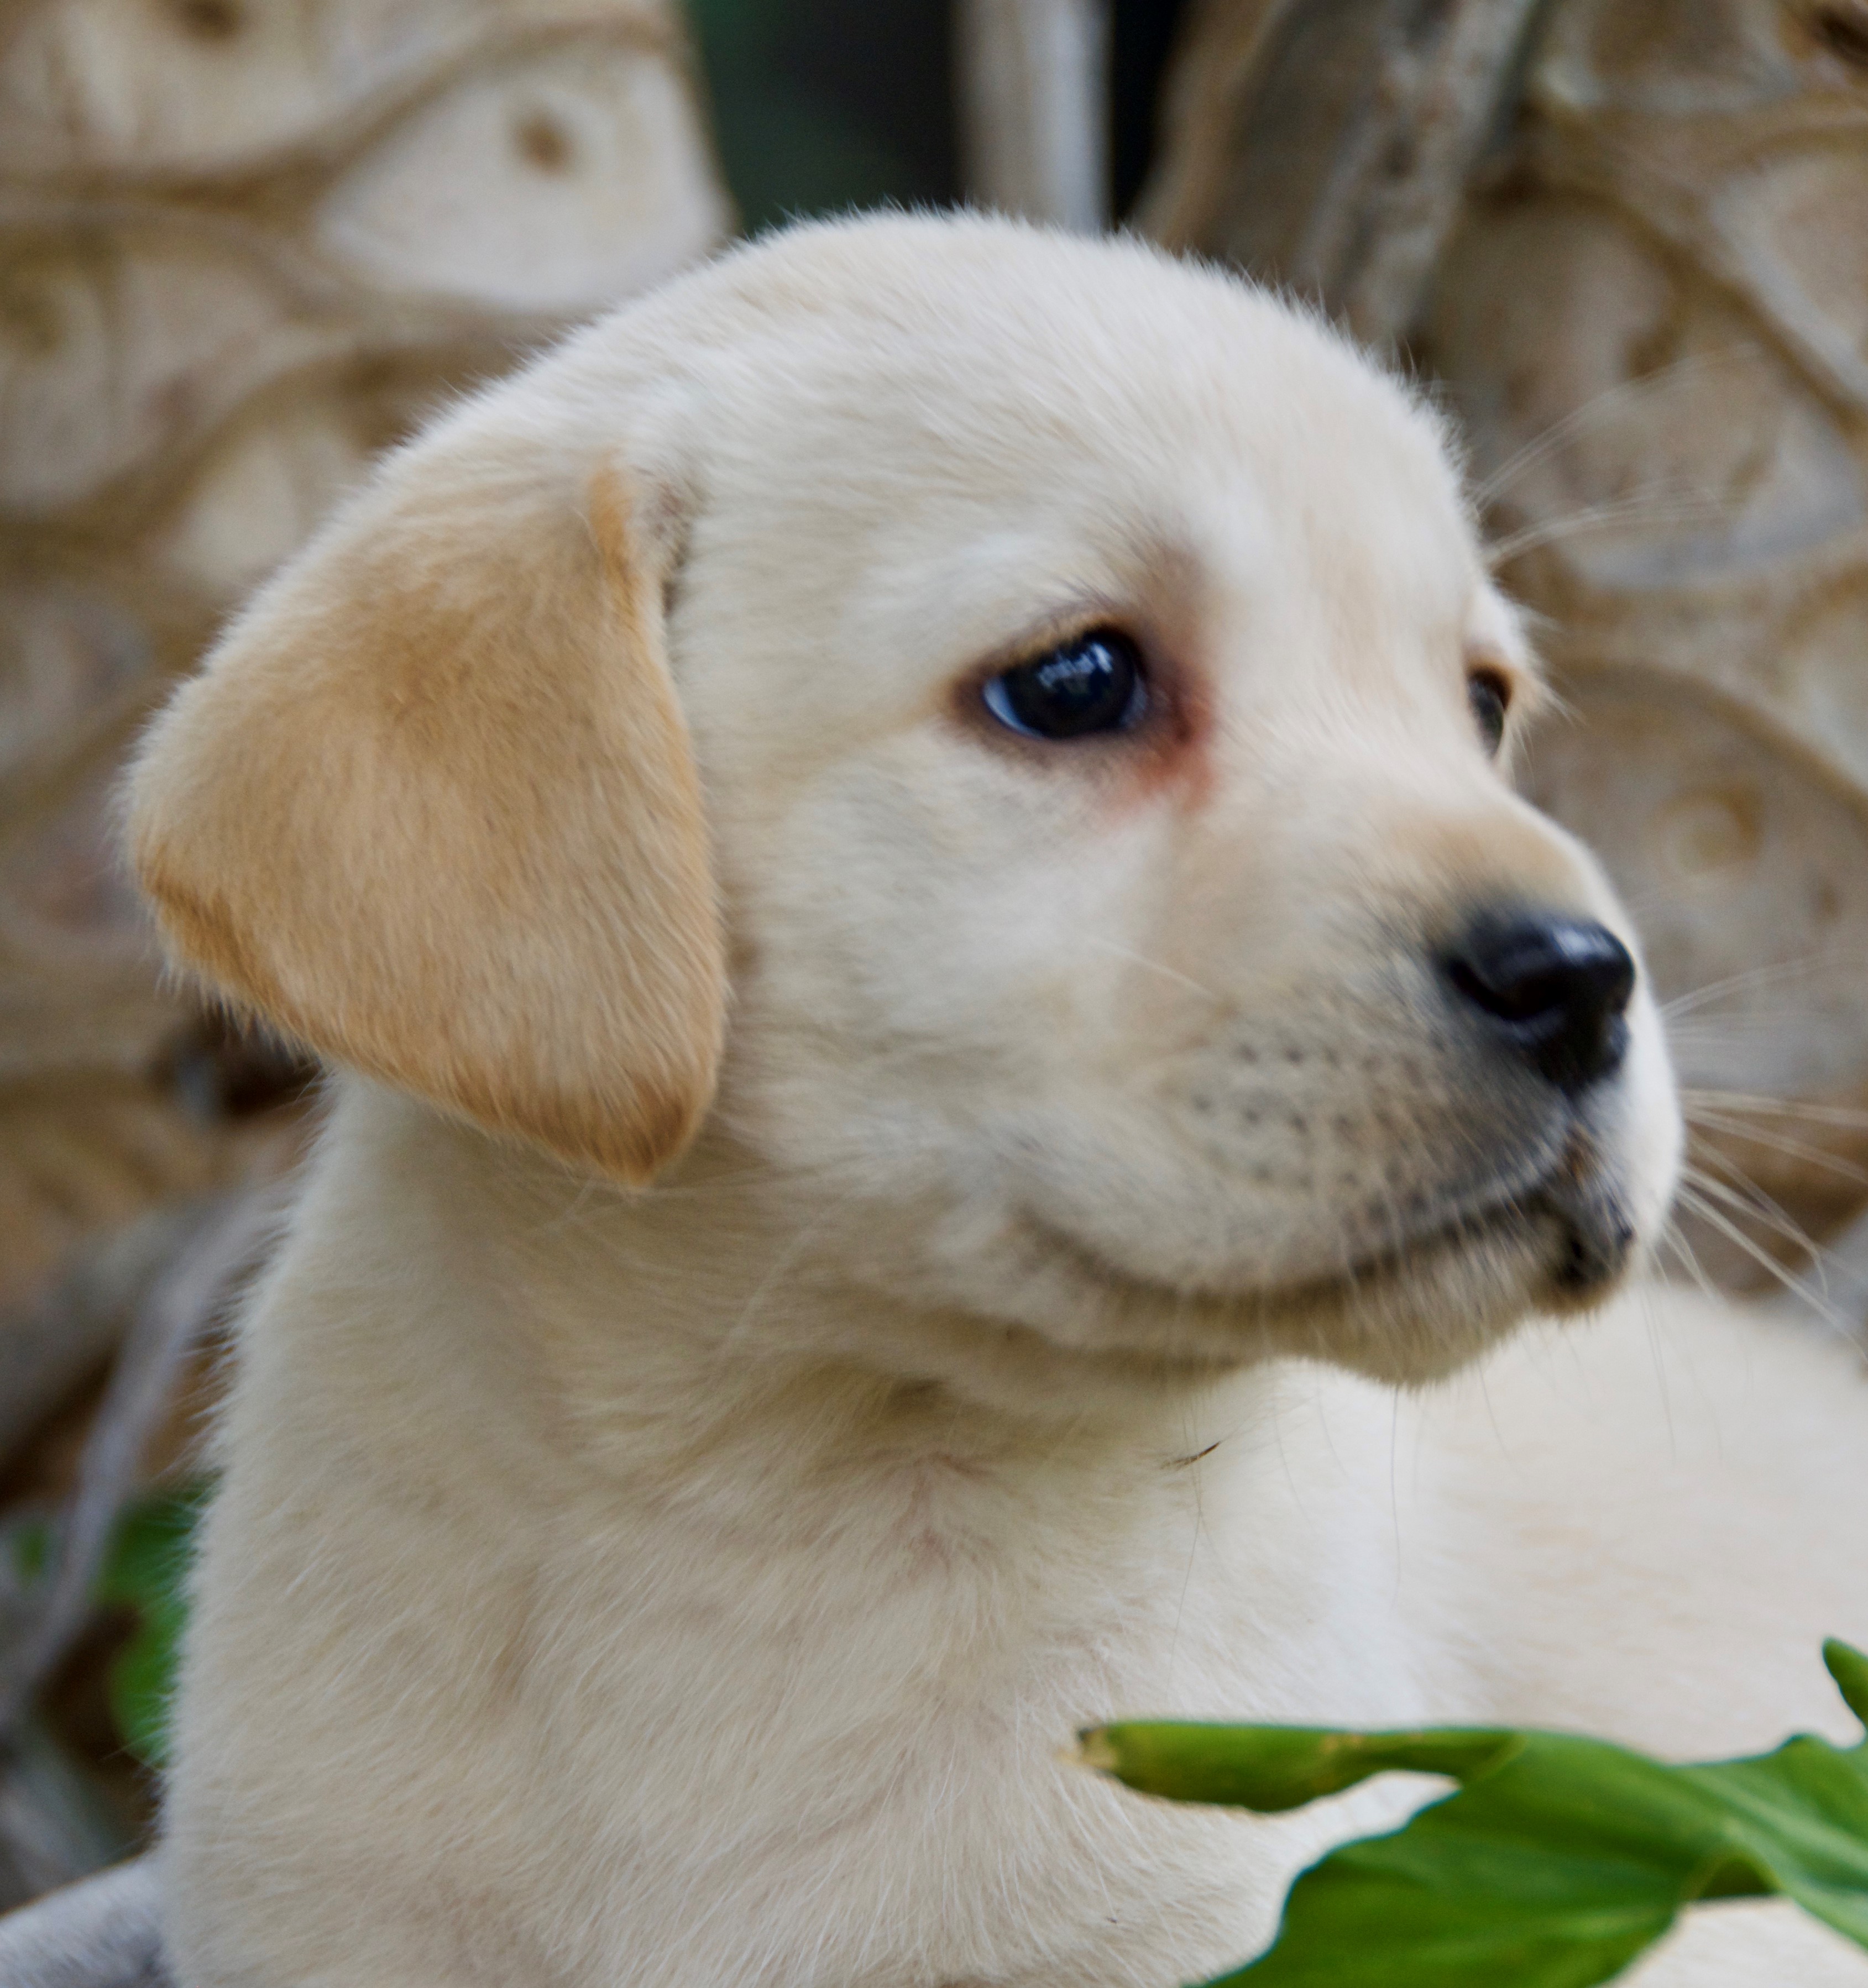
[327,1082,1269,1489]
[278,1082,1417,1755]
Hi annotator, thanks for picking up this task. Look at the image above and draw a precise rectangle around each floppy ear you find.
[127,418,725,1186]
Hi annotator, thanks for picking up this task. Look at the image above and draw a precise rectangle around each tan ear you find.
[127,429,724,1186]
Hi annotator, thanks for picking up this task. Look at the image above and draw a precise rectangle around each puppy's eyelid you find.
[1464,637,1542,705]
[1462,649,1531,760]
[1467,659,1514,699]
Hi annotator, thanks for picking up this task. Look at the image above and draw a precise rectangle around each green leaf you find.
[1082,1641,1868,1988]
[8,1510,50,1586]
[1828,1640,1868,1730]
[1080,1722,1524,1813]
[4,1483,207,1770]
[92,1484,208,1770]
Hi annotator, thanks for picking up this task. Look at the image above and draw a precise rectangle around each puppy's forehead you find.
[668,219,1482,657]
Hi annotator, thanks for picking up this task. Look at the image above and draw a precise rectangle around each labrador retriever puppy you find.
[127,214,1868,1987]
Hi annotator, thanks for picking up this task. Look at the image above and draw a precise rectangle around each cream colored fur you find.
[126,216,1868,1986]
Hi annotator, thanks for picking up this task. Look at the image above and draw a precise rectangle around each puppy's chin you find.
[1255,1197,1647,1386]
[815,1172,1654,1412]
[1034,1192,1646,1387]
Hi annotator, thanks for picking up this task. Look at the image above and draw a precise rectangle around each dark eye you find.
[1467,668,1510,756]
[982,628,1148,741]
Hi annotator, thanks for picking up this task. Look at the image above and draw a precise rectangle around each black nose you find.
[1443,914,1636,1094]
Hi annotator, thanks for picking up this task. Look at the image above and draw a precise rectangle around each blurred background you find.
[3,0,1868,1918]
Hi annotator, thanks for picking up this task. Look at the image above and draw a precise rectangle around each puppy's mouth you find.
[1371,1168,1635,1306]
[1028,1138,1637,1326]
[1318,1139,1637,1308]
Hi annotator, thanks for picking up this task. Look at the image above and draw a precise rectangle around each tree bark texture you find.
[0,0,727,1368]
[959,0,1111,227]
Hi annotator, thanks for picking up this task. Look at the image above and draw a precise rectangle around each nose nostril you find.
[1446,953,1555,1025]
[1443,915,1636,1094]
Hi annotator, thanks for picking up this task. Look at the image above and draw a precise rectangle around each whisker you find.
[1681,1155,1817,1242]
[1656,1222,1720,1305]
[1678,1161,1827,1281]
[1080,937,1224,1004]
[1485,489,1731,569]
[1673,1179,1806,1284]
[1662,956,1868,1022]
[1469,350,1748,508]
[1682,1111,1868,1189]
[1671,1183,1856,1339]
[1666,1030,1853,1058]
[1679,1088,1868,1131]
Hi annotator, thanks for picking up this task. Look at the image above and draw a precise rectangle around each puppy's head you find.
[127,216,1679,1387]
